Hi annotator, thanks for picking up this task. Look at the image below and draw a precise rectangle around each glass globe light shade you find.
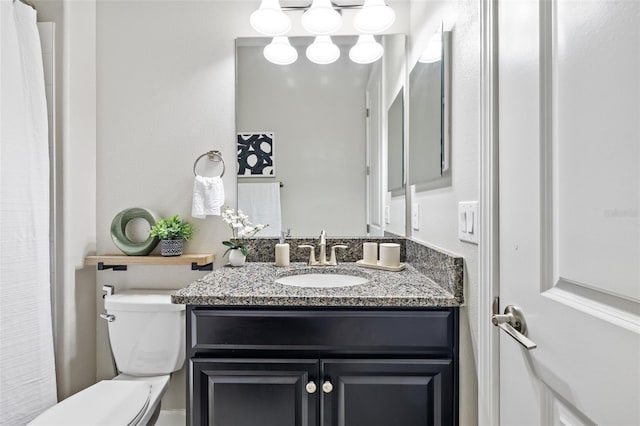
[418,32,442,63]
[349,35,384,64]
[301,0,342,35]
[250,0,291,36]
[354,0,396,34]
[263,37,298,65]
[306,36,340,65]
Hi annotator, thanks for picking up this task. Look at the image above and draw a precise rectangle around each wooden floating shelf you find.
[85,254,215,271]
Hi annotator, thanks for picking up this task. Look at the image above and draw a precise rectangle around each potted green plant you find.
[149,214,194,256]
[221,206,268,266]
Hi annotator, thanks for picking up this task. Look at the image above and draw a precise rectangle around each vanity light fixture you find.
[306,36,340,64]
[250,0,396,36]
[263,36,298,65]
[253,0,395,66]
[301,0,342,35]
[250,0,292,36]
[354,0,396,34]
[348,34,384,64]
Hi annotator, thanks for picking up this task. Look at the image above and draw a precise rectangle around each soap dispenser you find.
[275,232,290,267]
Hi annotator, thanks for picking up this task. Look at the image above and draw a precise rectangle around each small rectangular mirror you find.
[408,26,451,187]
[387,89,404,193]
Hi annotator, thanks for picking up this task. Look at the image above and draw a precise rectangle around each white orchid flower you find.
[221,205,269,257]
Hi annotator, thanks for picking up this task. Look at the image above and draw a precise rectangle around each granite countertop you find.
[172,262,460,307]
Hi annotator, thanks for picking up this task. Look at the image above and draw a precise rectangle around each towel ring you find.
[193,150,225,177]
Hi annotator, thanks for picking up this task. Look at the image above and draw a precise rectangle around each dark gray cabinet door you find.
[191,358,318,426]
[320,359,454,426]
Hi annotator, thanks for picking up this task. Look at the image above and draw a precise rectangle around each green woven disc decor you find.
[110,208,160,256]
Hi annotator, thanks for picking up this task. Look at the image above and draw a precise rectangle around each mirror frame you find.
[407,28,452,191]
[387,88,405,194]
[235,35,408,238]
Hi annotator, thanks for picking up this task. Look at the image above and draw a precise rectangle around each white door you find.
[498,0,639,425]
[366,63,384,236]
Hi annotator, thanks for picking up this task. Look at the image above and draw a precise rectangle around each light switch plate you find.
[458,201,478,244]
[384,205,391,224]
[411,203,420,231]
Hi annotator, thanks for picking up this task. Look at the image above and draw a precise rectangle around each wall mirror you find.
[387,89,404,194]
[408,27,451,187]
[236,35,406,237]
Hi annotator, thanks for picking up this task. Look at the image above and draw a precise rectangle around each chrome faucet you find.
[299,230,348,266]
[318,230,327,265]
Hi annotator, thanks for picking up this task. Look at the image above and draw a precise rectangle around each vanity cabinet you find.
[187,307,458,426]
[191,359,317,426]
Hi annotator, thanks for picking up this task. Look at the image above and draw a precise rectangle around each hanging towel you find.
[238,182,282,237]
[192,175,225,218]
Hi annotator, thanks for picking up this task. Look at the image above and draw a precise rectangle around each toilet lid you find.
[29,380,151,426]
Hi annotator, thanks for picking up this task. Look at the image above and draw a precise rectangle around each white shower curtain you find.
[0,1,57,424]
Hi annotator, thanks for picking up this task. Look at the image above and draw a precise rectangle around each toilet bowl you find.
[30,290,185,426]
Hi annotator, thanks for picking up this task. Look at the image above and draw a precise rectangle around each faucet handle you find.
[329,245,349,265]
[298,245,317,265]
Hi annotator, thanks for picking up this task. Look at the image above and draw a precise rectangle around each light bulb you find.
[418,32,442,63]
[349,35,384,64]
[264,37,298,65]
[250,0,291,36]
[354,0,396,34]
[301,0,342,35]
[306,36,340,65]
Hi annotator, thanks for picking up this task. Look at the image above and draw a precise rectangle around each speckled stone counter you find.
[172,262,461,307]
[245,236,406,263]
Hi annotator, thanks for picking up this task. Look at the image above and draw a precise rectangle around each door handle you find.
[492,304,537,350]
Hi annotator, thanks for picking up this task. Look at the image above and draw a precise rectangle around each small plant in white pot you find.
[149,215,194,256]
[222,206,268,266]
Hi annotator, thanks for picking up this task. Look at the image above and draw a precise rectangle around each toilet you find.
[30,289,185,426]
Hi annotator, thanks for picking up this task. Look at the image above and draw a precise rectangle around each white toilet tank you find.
[104,289,186,376]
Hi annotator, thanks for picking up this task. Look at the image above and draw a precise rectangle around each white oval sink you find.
[275,273,368,288]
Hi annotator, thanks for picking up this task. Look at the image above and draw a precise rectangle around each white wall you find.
[95,0,254,408]
[35,0,98,401]
[408,1,480,425]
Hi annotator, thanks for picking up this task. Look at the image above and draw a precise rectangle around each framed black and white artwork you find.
[237,132,275,177]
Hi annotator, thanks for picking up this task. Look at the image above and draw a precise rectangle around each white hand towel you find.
[237,182,282,237]
[192,175,225,218]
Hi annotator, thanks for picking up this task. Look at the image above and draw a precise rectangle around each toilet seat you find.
[29,380,151,426]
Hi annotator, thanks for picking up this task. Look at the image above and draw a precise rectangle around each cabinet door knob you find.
[322,381,333,393]
[305,381,317,394]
